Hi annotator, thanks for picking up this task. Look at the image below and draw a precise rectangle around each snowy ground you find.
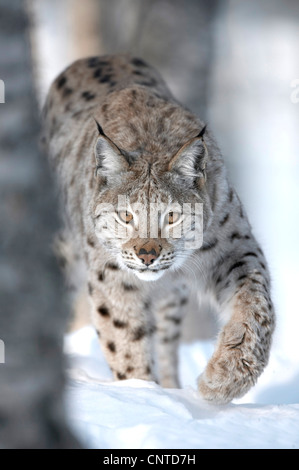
[64,326,299,449]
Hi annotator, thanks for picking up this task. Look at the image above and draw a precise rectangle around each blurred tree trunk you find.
[0,0,79,448]
[98,0,219,120]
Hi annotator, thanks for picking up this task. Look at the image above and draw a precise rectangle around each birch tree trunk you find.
[0,0,79,448]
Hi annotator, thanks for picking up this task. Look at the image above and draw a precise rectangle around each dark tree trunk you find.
[98,0,219,120]
[0,0,80,448]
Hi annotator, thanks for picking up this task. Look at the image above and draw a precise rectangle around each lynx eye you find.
[118,210,134,224]
[167,211,181,225]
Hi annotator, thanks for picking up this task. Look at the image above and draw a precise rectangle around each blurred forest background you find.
[0,0,298,448]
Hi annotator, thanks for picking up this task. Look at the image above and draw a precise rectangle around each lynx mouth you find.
[124,262,171,281]
[134,269,166,281]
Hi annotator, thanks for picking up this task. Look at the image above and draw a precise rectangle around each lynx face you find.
[95,198,197,281]
[93,123,207,281]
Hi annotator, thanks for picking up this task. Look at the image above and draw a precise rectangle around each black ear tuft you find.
[94,118,105,136]
[197,124,207,139]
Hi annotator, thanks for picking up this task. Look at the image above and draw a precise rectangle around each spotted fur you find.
[43,54,275,403]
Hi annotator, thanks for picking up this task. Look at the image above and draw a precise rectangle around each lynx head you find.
[92,121,211,281]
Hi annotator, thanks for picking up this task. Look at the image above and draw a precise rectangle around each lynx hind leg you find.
[53,230,89,331]
[153,281,189,388]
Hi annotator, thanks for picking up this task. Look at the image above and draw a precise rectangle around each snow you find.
[64,326,299,449]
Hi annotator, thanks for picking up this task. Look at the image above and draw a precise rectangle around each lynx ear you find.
[94,121,129,176]
[168,126,208,181]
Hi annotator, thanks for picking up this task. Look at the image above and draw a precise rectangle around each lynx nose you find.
[137,248,157,266]
[136,241,161,266]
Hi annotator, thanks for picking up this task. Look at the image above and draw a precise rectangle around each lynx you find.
[42,54,275,404]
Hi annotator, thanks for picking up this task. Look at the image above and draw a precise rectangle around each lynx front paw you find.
[198,355,256,405]
[197,323,264,404]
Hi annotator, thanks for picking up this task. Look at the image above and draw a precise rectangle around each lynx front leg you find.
[198,256,275,404]
[153,283,189,388]
[88,264,157,382]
